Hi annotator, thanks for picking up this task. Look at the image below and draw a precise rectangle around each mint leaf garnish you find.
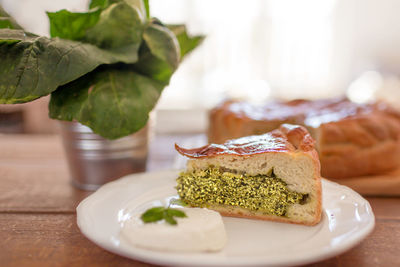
[164,214,177,225]
[166,208,187,218]
[140,207,164,223]
[140,206,187,225]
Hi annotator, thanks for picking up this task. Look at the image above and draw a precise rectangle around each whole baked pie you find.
[208,98,400,179]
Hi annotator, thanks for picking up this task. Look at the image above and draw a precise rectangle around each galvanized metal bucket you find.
[59,121,150,190]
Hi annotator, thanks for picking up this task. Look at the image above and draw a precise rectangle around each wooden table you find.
[1,134,399,267]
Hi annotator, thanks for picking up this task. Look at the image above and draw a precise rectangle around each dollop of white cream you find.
[121,207,227,252]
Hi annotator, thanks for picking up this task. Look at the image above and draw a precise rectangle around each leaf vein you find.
[109,72,126,122]
[4,42,34,100]
[53,42,85,78]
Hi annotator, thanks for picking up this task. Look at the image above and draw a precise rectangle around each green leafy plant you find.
[141,206,187,225]
[0,0,203,139]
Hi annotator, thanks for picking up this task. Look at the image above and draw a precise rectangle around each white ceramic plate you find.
[77,170,375,267]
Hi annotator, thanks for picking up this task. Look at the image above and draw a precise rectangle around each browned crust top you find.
[176,124,316,158]
[214,97,400,128]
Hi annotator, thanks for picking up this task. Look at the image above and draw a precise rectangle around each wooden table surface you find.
[1,134,399,267]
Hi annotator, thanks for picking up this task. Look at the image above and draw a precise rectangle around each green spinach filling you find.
[176,167,308,217]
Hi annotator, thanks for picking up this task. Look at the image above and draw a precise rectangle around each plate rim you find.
[77,169,375,267]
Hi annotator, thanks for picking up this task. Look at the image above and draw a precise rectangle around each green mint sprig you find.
[141,206,187,225]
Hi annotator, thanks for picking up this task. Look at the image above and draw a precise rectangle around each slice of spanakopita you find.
[175,124,322,226]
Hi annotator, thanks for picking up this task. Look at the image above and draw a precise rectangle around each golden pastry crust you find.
[176,124,316,157]
[208,98,400,179]
[217,206,322,226]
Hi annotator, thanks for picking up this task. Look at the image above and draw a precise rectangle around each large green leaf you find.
[143,23,179,69]
[167,24,204,59]
[132,44,173,85]
[47,9,102,40]
[0,29,139,104]
[47,2,144,59]
[49,67,163,139]
[132,22,180,84]
[0,5,23,29]
[85,2,144,49]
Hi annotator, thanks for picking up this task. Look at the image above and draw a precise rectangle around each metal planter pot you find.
[59,121,150,190]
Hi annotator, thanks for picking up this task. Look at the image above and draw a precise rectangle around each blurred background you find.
[1,0,400,134]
